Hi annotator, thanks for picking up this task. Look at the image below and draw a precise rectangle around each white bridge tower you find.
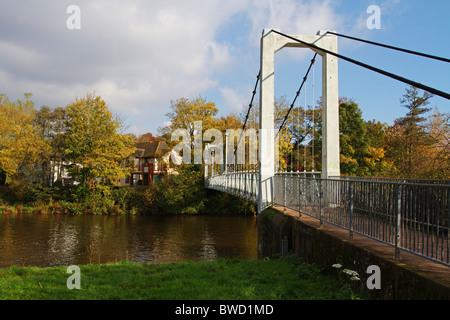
[258,29,340,213]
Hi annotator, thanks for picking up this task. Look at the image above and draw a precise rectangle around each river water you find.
[0,214,258,268]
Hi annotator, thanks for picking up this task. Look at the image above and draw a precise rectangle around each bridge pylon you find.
[258,29,340,214]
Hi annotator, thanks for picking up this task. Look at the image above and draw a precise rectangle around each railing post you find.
[349,181,354,240]
[284,174,287,212]
[395,184,403,260]
[298,175,302,218]
[319,179,323,226]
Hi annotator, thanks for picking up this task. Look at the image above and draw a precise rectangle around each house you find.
[21,161,77,186]
[115,139,175,186]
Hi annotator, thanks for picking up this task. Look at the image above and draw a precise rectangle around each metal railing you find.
[337,176,449,185]
[274,174,450,266]
[205,171,259,204]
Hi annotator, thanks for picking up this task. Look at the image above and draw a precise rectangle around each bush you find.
[110,187,141,212]
[0,164,256,216]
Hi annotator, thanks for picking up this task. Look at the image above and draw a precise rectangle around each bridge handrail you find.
[336,175,450,185]
[273,174,449,266]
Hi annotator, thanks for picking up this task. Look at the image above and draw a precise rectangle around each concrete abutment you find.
[260,206,450,300]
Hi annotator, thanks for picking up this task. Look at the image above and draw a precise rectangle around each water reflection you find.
[0,214,258,268]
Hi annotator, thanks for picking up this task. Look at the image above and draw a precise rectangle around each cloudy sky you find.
[0,0,449,136]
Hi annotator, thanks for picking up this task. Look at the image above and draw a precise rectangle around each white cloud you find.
[246,0,343,46]
[220,87,251,114]
[347,0,405,35]
[0,0,344,134]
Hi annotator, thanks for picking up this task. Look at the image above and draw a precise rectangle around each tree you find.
[298,104,321,173]
[421,109,449,179]
[0,93,48,183]
[384,122,404,177]
[159,96,219,168]
[136,133,157,143]
[364,120,395,177]
[279,97,397,177]
[273,96,297,172]
[35,105,67,185]
[338,99,370,176]
[215,114,242,133]
[393,86,433,177]
[366,120,386,149]
[161,97,219,137]
[64,94,136,190]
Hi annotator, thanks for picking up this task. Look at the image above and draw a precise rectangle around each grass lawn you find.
[0,256,364,300]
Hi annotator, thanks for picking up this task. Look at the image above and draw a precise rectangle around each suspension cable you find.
[311,61,315,172]
[234,72,260,157]
[303,81,307,172]
[296,82,300,172]
[326,31,450,63]
[271,30,450,100]
[242,72,261,132]
[277,53,318,136]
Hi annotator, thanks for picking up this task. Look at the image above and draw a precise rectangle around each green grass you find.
[0,256,364,300]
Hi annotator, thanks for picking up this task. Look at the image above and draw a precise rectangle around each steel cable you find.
[271,30,450,100]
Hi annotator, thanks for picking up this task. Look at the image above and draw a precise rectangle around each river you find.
[0,214,258,268]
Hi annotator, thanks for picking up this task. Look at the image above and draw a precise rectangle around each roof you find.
[135,140,168,158]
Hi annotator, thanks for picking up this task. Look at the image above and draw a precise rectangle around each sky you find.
[0,0,448,136]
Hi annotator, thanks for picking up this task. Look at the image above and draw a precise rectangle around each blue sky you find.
[0,0,448,136]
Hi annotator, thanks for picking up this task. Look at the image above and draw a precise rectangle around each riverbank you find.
[0,165,256,216]
[0,256,366,300]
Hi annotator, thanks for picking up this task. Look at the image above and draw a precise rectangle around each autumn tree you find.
[295,105,321,172]
[420,109,449,179]
[397,86,432,176]
[0,93,48,184]
[427,109,450,179]
[385,86,434,178]
[303,98,394,177]
[364,120,395,177]
[159,97,220,167]
[35,105,67,185]
[384,122,404,177]
[215,114,242,133]
[64,94,136,190]
[136,132,157,143]
[365,120,386,149]
[273,96,299,171]
[160,96,219,137]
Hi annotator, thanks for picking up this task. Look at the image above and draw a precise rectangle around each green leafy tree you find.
[282,98,396,177]
[366,120,386,149]
[364,120,395,177]
[338,99,370,176]
[64,94,136,190]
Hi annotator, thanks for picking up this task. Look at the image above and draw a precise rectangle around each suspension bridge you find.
[204,29,450,267]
